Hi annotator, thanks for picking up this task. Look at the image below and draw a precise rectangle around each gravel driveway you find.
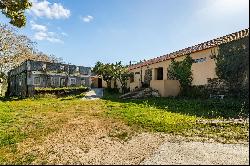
[141,141,249,165]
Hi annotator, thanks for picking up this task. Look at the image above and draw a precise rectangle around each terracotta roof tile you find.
[129,28,249,70]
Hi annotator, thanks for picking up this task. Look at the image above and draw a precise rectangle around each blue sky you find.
[0,0,249,67]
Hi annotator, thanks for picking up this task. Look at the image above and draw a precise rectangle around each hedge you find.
[34,86,89,96]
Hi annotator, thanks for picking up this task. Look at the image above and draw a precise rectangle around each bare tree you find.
[0,24,63,76]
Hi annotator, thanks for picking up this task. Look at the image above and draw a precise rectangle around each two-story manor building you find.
[7,60,91,97]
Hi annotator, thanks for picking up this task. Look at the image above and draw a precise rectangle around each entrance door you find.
[98,78,102,88]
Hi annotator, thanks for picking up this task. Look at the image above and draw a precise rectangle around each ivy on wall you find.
[216,36,249,98]
[144,69,152,86]
[167,54,193,93]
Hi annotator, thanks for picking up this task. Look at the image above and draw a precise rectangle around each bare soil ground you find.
[18,116,166,165]
[17,116,249,165]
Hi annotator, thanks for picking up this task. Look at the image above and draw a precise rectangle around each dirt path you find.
[19,116,165,165]
[82,88,103,100]
[18,116,249,165]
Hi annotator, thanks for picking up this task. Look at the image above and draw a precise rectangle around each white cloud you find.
[34,31,48,40]
[197,0,249,18]
[29,0,70,19]
[81,15,94,23]
[34,31,63,43]
[30,21,63,43]
[61,32,68,37]
[30,21,47,31]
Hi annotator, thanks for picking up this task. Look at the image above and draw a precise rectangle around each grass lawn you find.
[0,92,249,164]
[103,91,249,142]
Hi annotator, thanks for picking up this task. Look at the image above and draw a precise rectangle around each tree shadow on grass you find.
[102,90,249,119]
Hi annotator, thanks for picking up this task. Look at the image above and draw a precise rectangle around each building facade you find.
[127,28,249,97]
[7,60,91,97]
[98,28,249,97]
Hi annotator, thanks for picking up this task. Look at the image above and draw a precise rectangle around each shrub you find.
[180,85,209,99]
[34,86,89,97]
[216,36,249,99]
[167,54,193,94]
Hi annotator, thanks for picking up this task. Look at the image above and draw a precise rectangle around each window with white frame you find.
[34,77,40,85]
[194,57,207,63]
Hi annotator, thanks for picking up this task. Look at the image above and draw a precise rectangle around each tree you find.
[93,61,132,92]
[93,61,114,89]
[112,61,131,93]
[0,71,7,96]
[0,24,62,77]
[216,36,249,98]
[167,54,193,93]
[0,0,32,27]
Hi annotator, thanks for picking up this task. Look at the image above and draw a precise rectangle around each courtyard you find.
[0,90,248,164]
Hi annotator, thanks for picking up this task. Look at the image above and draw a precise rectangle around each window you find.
[194,57,207,63]
[34,77,40,85]
[60,78,65,87]
[19,78,22,86]
[51,77,57,86]
[42,63,46,70]
[130,73,134,83]
[156,67,163,80]
[70,78,76,85]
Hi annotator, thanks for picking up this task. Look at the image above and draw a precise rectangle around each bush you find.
[34,86,89,97]
[216,36,249,100]
[105,88,120,94]
[180,86,209,99]
[33,93,58,99]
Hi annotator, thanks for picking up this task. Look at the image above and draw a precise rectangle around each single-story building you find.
[95,28,249,97]
[7,60,92,97]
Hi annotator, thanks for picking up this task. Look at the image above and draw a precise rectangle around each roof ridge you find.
[129,28,249,70]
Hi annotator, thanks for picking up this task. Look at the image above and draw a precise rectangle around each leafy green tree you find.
[167,54,193,92]
[93,61,114,89]
[93,61,132,92]
[112,61,132,93]
[216,36,249,98]
[0,0,32,27]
